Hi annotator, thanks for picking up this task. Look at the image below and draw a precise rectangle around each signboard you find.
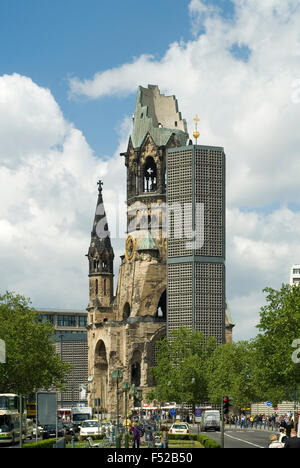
[266,401,272,407]
[169,408,176,416]
[195,408,202,423]
[0,340,5,363]
[37,392,57,426]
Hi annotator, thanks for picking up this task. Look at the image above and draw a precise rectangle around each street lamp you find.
[112,369,123,448]
[122,381,130,448]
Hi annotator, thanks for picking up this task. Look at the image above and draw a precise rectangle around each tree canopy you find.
[147,327,217,409]
[148,284,300,410]
[0,291,72,396]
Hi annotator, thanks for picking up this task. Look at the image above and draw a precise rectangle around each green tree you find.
[251,284,300,405]
[147,327,217,411]
[207,341,258,409]
[0,291,72,396]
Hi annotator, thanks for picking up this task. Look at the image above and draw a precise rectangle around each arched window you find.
[123,302,131,320]
[95,279,98,296]
[131,350,142,387]
[143,157,157,193]
[156,290,166,321]
[103,278,107,296]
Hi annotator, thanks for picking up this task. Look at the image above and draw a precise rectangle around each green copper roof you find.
[138,231,158,251]
[131,85,189,148]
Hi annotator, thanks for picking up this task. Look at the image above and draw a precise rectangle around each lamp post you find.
[122,381,130,448]
[112,369,123,448]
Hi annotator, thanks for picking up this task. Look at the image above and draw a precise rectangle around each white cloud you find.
[3,0,300,340]
[67,0,300,340]
[0,73,127,309]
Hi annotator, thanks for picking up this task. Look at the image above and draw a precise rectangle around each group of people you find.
[228,413,295,431]
[128,422,168,449]
[268,430,300,448]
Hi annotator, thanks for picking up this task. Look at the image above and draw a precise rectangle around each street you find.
[191,425,275,449]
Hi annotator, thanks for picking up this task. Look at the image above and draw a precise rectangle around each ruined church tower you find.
[87,85,189,415]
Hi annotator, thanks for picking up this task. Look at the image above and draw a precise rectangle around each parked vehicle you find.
[100,420,113,435]
[26,419,34,439]
[71,406,92,432]
[79,419,101,440]
[200,410,221,432]
[168,423,189,435]
[41,422,65,440]
[63,421,74,435]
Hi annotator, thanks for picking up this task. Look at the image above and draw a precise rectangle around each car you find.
[41,422,65,440]
[26,419,34,439]
[168,423,190,435]
[100,420,114,434]
[79,419,102,440]
[63,422,74,435]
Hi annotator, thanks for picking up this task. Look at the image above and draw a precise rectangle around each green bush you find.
[167,433,220,448]
[197,435,221,449]
[23,438,57,449]
[168,433,198,441]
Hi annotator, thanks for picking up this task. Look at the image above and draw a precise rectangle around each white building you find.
[290,265,300,285]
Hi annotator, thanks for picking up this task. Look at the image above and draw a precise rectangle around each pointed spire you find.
[138,231,158,251]
[91,179,110,240]
[88,180,114,276]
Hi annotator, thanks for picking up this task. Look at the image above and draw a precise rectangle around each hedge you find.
[23,438,57,449]
[23,433,220,449]
[167,433,220,448]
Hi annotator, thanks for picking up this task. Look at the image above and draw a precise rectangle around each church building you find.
[86,85,233,415]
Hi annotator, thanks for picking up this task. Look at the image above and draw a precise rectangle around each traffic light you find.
[223,396,230,415]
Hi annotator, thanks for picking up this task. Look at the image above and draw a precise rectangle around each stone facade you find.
[87,85,233,416]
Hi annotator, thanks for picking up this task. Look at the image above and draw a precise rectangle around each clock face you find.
[125,235,135,260]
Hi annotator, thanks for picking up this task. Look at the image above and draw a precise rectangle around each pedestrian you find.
[132,422,140,449]
[279,417,286,433]
[160,425,168,449]
[268,434,284,448]
[284,429,300,448]
[286,417,294,438]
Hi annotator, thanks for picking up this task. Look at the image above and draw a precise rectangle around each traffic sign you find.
[170,408,176,416]
[266,401,272,407]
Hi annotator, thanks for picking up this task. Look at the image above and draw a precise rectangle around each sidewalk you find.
[225,424,280,432]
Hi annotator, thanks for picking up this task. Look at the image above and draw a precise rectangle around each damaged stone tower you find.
[87,85,231,416]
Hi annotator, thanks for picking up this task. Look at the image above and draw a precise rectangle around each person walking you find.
[286,417,294,438]
[160,425,168,449]
[132,423,140,449]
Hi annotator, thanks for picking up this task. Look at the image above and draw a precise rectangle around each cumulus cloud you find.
[67,0,300,339]
[0,73,127,309]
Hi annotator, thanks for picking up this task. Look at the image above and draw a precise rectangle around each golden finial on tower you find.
[193,114,200,144]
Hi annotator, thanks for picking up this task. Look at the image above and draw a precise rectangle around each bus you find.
[0,394,26,445]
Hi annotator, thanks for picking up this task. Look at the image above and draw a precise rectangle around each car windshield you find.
[73,413,90,421]
[82,421,99,428]
[173,424,187,429]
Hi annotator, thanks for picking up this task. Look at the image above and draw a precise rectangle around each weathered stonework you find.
[87,85,233,416]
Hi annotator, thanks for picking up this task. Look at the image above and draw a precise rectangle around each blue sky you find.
[1,0,300,340]
[0,0,239,157]
[0,0,195,157]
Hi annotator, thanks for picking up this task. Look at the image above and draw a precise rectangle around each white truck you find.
[71,406,93,432]
[200,410,221,432]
